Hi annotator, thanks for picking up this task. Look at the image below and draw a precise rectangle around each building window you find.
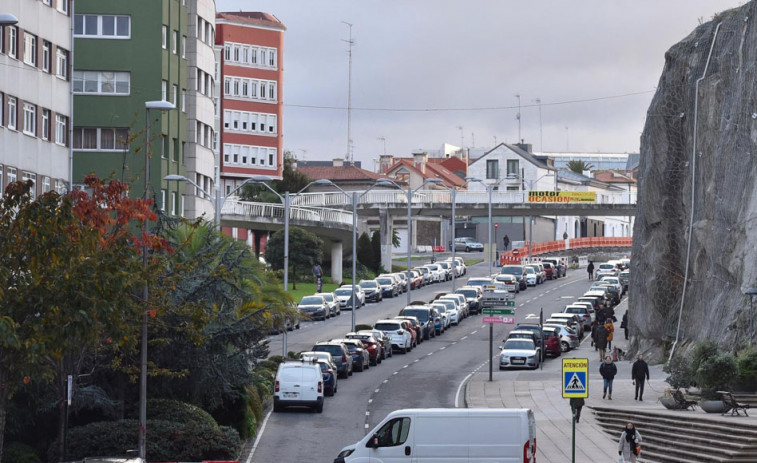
[8,26,17,59]
[160,190,166,211]
[73,71,130,95]
[181,89,186,112]
[22,172,36,199]
[161,25,167,49]
[7,97,17,130]
[181,36,186,58]
[161,80,167,100]
[57,0,69,15]
[42,41,51,72]
[172,137,178,162]
[55,115,67,145]
[170,191,177,215]
[42,176,51,193]
[55,179,66,194]
[56,48,68,79]
[486,160,499,179]
[74,14,130,38]
[7,167,17,186]
[22,103,36,136]
[73,127,129,151]
[172,84,177,105]
[506,160,519,178]
[41,109,50,140]
[23,33,37,67]
[172,30,177,54]
[0,166,3,196]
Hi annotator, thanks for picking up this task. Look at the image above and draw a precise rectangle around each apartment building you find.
[215,11,285,196]
[0,0,72,198]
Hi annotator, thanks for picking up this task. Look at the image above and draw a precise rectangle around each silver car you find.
[297,295,329,321]
[499,338,540,370]
[543,323,580,352]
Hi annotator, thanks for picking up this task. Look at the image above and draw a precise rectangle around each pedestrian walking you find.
[594,322,609,361]
[503,234,510,250]
[596,306,607,324]
[600,355,617,400]
[632,354,650,401]
[590,321,598,351]
[618,422,642,462]
[570,397,585,423]
[312,262,323,292]
[621,311,629,340]
[587,261,595,280]
[605,320,615,350]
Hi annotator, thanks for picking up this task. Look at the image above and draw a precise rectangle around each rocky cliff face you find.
[633,2,757,360]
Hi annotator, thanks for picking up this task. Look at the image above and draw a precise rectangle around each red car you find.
[345,332,383,366]
[541,326,562,358]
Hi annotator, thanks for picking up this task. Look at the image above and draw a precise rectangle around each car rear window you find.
[375,322,402,331]
[335,289,352,296]
[456,289,477,298]
[360,281,377,288]
[279,366,308,381]
[400,309,430,322]
[313,345,342,356]
[377,278,393,285]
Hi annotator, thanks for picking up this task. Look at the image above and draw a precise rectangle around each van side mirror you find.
[370,434,380,448]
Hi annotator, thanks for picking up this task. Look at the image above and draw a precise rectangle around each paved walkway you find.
[464,298,756,462]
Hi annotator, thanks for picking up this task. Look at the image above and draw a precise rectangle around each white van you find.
[273,360,324,413]
[334,408,536,462]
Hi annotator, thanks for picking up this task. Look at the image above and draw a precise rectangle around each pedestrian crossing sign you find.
[562,358,589,398]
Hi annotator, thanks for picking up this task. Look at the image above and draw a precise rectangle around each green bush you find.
[2,442,41,463]
[57,419,241,462]
[145,399,218,429]
[737,348,757,391]
[664,353,694,389]
[690,341,719,377]
[696,354,739,399]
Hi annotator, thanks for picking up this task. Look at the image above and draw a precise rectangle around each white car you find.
[600,276,624,297]
[431,303,452,328]
[424,264,444,283]
[524,267,538,286]
[499,338,540,370]
[436,261,452,280]
[320,292,340,317]
[436,298,461,325]
[543,324,580,351]
[494,274,519,293]
[273,360,324,413]
[595,262,619,280]
[440,294,469,318]
[334,286,365,309]
[374,319,413,354]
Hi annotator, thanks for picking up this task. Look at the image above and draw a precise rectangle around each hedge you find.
[2,442,41,463]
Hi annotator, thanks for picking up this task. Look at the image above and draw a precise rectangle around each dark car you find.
[398,306,435,340]
[541,326,562,358]
[346,332,383,365]
[359,279,383,303]
[332,338,370,372]
[312,341,353,379]
[618,270,629,292]
[455,287,483,315]
[501,265,528,290]
[316,360,338,396]
[541,258,566,278]
[358,329,393,359]
[376,277,399,298]
[514,323,547,358]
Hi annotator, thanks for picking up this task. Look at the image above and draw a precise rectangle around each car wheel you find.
[465,246,470,252]
[273,402,282,413]
[402,345,408,354]
[326,387,334,397]
[315,402,323,413]
[348,368,353,376]
[561,341,570,352]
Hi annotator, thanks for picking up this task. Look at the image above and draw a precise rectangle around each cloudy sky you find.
[218,0,746,169]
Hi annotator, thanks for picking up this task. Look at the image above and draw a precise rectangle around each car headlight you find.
[337,448,355,458]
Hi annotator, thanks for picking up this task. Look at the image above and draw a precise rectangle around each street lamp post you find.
[466,177,506,271]
[139,100,175,460]
[0,13,19,25]
[163,174,222,230]
[747,288,757,345]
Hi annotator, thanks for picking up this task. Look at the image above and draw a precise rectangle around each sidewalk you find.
[464,299,669,462]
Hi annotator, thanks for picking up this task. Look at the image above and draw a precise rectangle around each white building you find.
[0,1,72,197]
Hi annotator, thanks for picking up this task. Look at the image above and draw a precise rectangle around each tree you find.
[356,232,374,271]
[239,155,312,203]
[264,227,323,289]
[0,176,162,461]
[370,231,382,274]
[567,160,594,174]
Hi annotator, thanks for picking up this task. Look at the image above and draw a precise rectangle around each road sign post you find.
[562,358,588,463]
[489,323,493,382]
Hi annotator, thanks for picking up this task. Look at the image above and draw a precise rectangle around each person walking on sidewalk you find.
[600,355,617,400]
[632,354,650,401]
[621,311,629,340]
[587,261,595,280]
[570,397,585,423]
[594,322,609,361]
[618,422,642,462]
[605,319,615,350]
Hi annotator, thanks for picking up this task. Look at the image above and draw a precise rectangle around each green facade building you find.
[73,0,187,215]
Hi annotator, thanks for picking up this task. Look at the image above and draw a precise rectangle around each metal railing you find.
[222,198,354,226]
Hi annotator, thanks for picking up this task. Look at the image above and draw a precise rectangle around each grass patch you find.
[286,281,352,301]
[465,258,484,266]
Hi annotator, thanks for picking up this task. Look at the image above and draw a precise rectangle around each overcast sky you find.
[218,0,746,169]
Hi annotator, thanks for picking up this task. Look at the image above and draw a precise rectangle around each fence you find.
[499,237,632,265]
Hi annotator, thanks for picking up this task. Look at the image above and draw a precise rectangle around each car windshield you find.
[504,340,534,350]
[525,267,536,274]
[360,281,378,288]
[375,322,401,331]
[322,294,334,301]
[456,290,476,298]
[566,308,583,314]
[599,264,615,270]
[433,305,447,314]
[401,309,429,322]
[300,296,322,305]
[334,289,352,296]
[377,278,392,285]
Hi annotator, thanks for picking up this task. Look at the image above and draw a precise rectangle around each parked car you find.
[376,277,399,298]
[455,286,483,315]
[297,294,329,321]
[618,270,630,292]
[600,276,624,297]
[334,285,365,309]
[542,262,555,280]
[357,329,393,359]
[273,360,324,412]
[398,306,435,340]
[434,299,460,325]
[395,272,410,292]
[543,323,579,352]
[524,266,538,287]
[446,256,467,275]
[410,269,424,289]
[311,341,353,378]
[415,266,432,285]
[379,273,404,294]
[320,292,340,317]
[541,258,566,278]
[541,326,562,358]
[423,264,444,283]
[493,273,519,293]
[442,293,469,317]
[595,262,619,279]
[437,261,453,280]
[506,330,542,361]
[454,237,484,252]
[549,313,584,338]
[359,280,383,303]
[431,303,452,329]
[499,338,540,370]
[300,352,339,397]
[513,323,546,357]
[374,319,413,354]
[332,338,370,372]
[395,315,423,345]
[396,319,417,348]
[345,332,383,365]
[500,265,528,290]
[564,304,593,330]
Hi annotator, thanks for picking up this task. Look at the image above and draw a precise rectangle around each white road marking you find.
[403,364,409,368]
[245,409,273,463]
[414,359,419,363]
[427,352,434,356]
[365,411,370,416]
[460,336,468,340]
[440,346,446,350]
[383,380,389,384]
[393,371,399,375]
[365,424,370,429]
[368,399,373,403]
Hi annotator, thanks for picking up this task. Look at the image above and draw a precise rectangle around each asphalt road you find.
[248,259,592,463]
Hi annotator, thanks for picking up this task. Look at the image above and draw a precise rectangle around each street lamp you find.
[466,177,506,271]
[0,13,19,25]
[140,100,175,460]
[746,288,757,345]
[247,178,333,354]
[163,174,221,229]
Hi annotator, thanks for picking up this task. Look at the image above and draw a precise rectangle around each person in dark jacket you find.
[621,311,629,339]
[570,397,585,423]
[599,355,617,400]
[594,323,609,361]
[632,354,650,401]
[590,321,598,351]
[587,261,595,280]
[618,422,642,462]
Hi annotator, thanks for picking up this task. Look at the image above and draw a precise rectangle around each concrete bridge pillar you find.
[331,241,343,285]
[380,208,393,272]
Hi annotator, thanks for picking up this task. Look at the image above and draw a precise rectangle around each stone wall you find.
[632,2,757,360]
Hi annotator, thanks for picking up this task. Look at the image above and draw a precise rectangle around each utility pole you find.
[457,126,464,153]
[471,131,475,148]
[515,93,521,143]
[342,21,354,162]
[534,97,543,152]
[565,126,570,151]
[377,136,386,156]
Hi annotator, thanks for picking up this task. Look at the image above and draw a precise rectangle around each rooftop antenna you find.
[457,125,464,153]
[377,136,386,156]
[342,21,354,162]
[515,93,521,142]
[534,97,543,152]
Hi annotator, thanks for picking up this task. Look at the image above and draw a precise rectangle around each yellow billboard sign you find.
[528,191,596,203]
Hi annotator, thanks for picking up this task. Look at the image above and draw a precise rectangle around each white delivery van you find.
[273,360,324,413]
[334,408,536,463]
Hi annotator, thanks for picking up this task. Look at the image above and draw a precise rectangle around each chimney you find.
[412,151,428,174]
[515,142,533,153]
[379,154,394,173]
[333,158,344,167]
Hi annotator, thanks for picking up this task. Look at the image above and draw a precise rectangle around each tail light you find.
[569,335,577,340]
[397,330,404,335]
[318,381,322,393]
[342,355,348,363]
[275,380,280,392]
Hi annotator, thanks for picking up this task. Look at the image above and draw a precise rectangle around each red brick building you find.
[215,12,285,198]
